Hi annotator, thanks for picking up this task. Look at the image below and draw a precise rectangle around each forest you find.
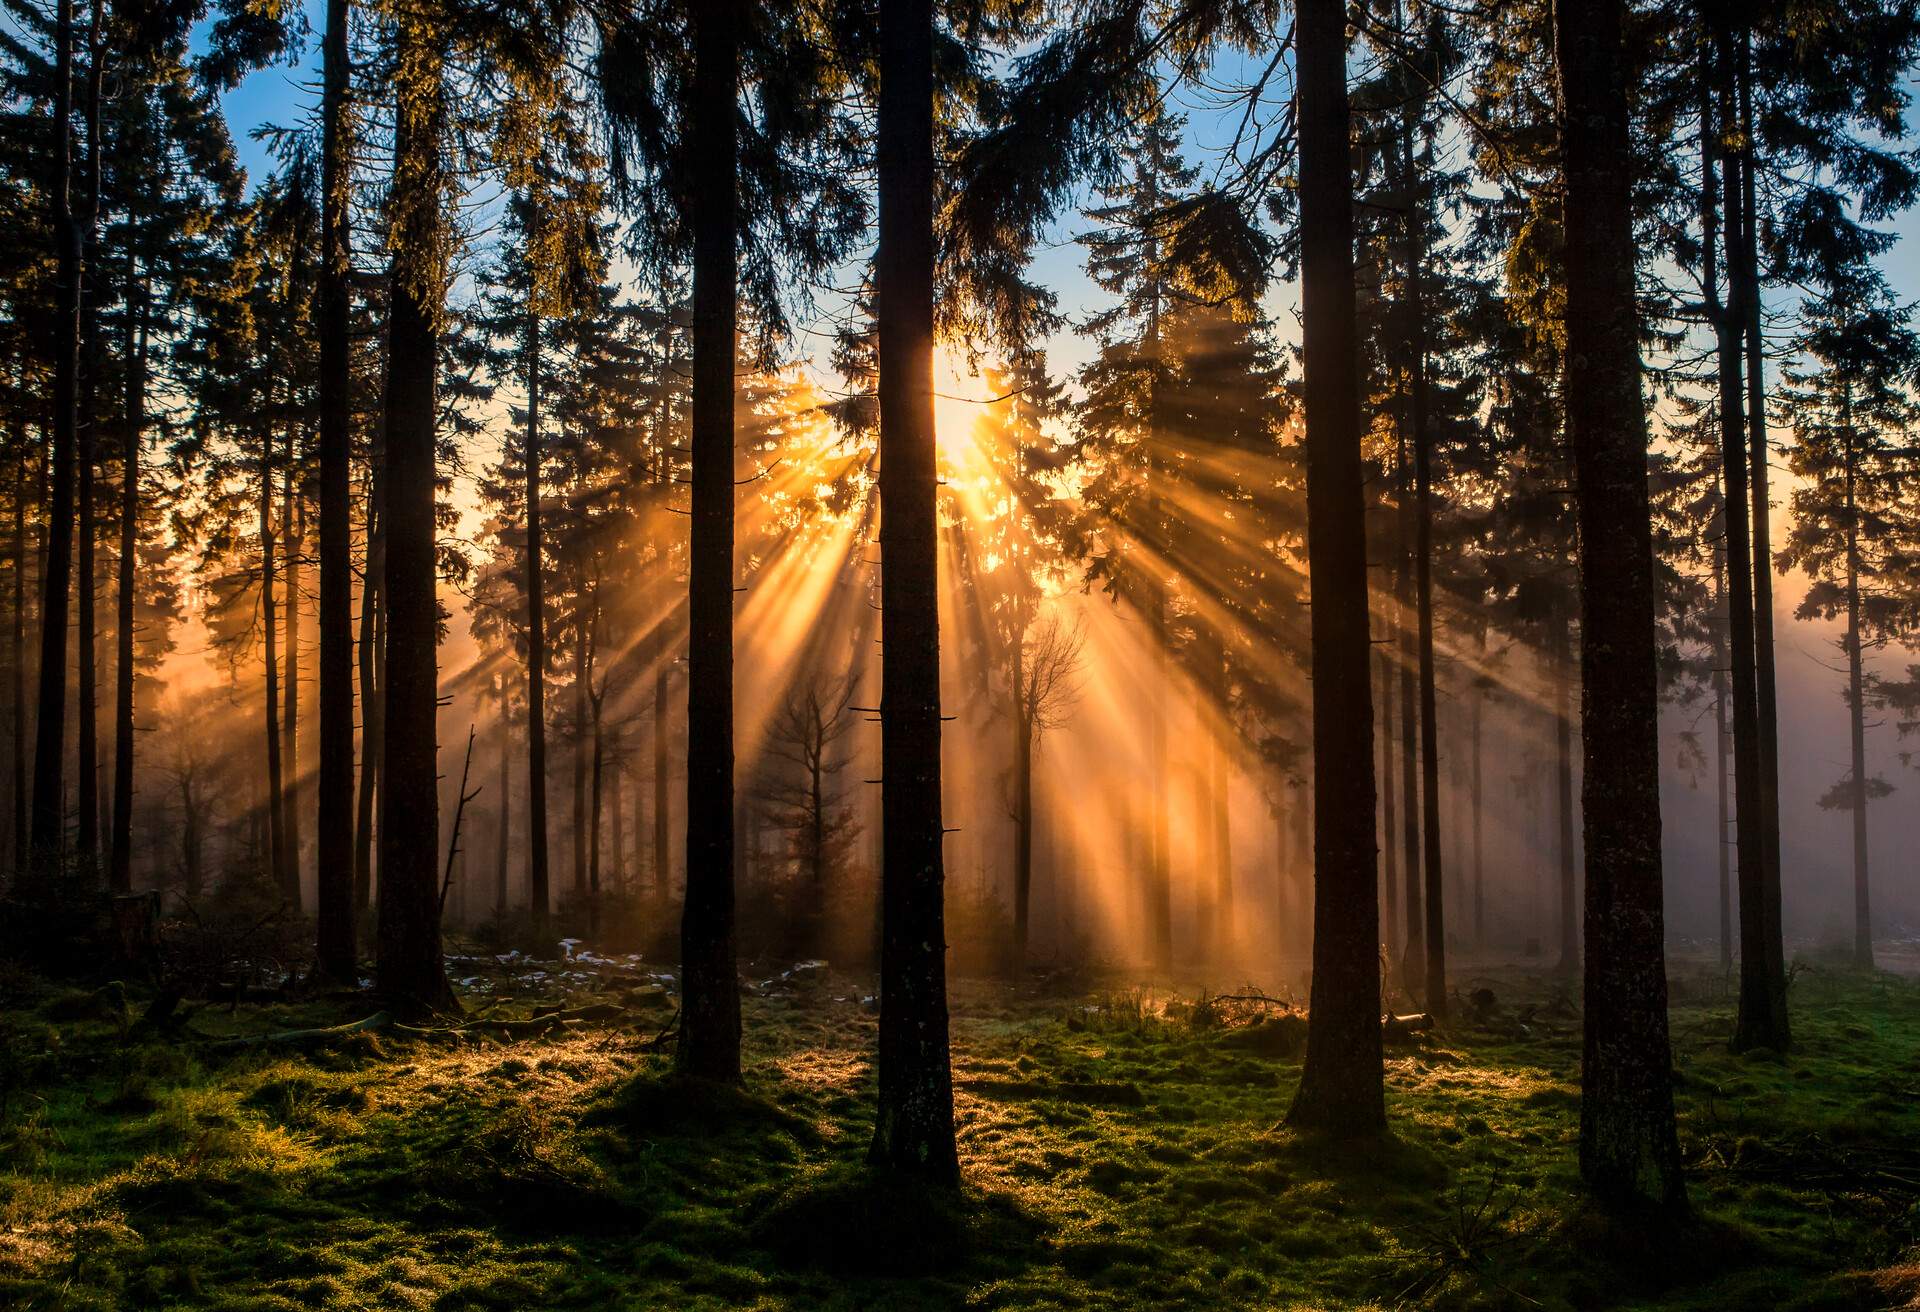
[2,0,1920,1306]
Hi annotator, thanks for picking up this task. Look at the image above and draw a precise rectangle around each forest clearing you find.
[0,954,1916,1311]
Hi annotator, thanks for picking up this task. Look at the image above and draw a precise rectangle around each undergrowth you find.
[0,960,1912,1309]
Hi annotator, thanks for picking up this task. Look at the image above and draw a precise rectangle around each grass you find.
[0,958,1914,1309]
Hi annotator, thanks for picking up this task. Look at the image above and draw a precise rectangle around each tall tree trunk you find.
[1553,0,1685,1208]
[678,0,742,1083]
[1395,446,1420,988]
[1553,615,1577,973]
[1841,386,1872,969]
[261,433,287,900]
[30,0,78,865]
[524,310,551,932]
[353,490,382,918]
[1287,0,1384,1139]
[1470,677,1483,946]
[653,659,669,903]
[871,0,957,1181]
[314,0,357,980]
[1736,43,1789,1022]
[1409,265,1445,1018]
[610,757,624,889]
[1713,544,1732,972]
[1378,645,1396,948]
[13,443,28,875]
[283,446,303,898]
[1012,696,1033,970]
[495,679,511,914]
[110,242,148,895]
[374,7,452,1014]
[73,0,103,873]
[1707,20,1789,1052]
[572,610,588,895]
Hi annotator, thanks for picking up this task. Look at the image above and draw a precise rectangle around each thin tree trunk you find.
[1471,677,1484,947]
[1714,544,1732,972]
[373,6,452,1014]
[1379,645,1397,948]
[570,609,588,898]
[283,445,303,899]
[12,443,28,874]
[1553,0,1685,1208]
[870,0,957,1181]
[30,0,79,866]
[1013,698,1033,970]
[1553,615,1577,973]
[1287,0,1384,1139]
[1841,385,1872,969]
[1410,260,1445,1017]
[653,659,669,903]
[1395,427,1421,987]
[315,0,357,980]
[353,490,382,918]
[73,0,103,873]
[110,249,147,894]
[261,430,287,901]
[678,0,742,1082]
[523,311,551,932]
[610,757,624,889]
[1708,20,1788,1052]
[495,681,511,915]
[1737,45,1789,1021]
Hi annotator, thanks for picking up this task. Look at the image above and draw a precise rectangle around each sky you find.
[203,5,1920,946]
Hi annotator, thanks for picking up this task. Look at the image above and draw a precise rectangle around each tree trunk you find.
[353,490,381,918]
[572,609,588,896]
[495,681,511,915]
[870,0,957,1182]
[1713,546,1732,972]
[110,247,147,895]
[261,431,287,901]
[653,659,669,903]
[1013,700,1033,970]
[678,0,742,1083]
[1286,0,1385,1139]
[1378,645,1397,949]
[1553,0,1685,1208]
[314,0,357,980]
[1470,677,1484,946]
[611,758,624,890]
[1553,616,1577,973]
[12,444,28,875]
[1706,20,1789,1052]
[524,311,551,932]
[283,444,303,899]
[1841,386,1872,969]
[1396,444,1421,990]
[73,0,104,874]
[1736,43,1789,1021]
[1409,263,1445,1018]
[30,0,79,867]
[374,7,452,1014]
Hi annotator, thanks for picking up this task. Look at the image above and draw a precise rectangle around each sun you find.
[933,342,995,472]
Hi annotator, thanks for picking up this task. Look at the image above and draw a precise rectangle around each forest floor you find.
[0,950,1916,1311]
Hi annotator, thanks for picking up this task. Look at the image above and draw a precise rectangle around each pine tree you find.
[1553,0,1685,1209]
[1777,268,1920,970]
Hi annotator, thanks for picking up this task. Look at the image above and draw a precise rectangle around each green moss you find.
[0,964,1915,1307]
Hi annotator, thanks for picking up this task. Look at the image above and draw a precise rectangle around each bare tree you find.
[1000,612,1083,968]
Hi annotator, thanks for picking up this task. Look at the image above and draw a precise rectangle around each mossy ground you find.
[0,958,1915,1310]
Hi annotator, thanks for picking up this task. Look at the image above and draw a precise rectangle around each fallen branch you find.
[199,1011,393,1049]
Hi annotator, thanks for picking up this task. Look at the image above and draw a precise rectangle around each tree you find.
[761,674,862,957]
[314,0,357,981]
[374,0,454,1014]
[1552,0,1685,1209]
[1286,0,1386,1139]
[1777,268,1919,971]
[870,0,957,1183]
